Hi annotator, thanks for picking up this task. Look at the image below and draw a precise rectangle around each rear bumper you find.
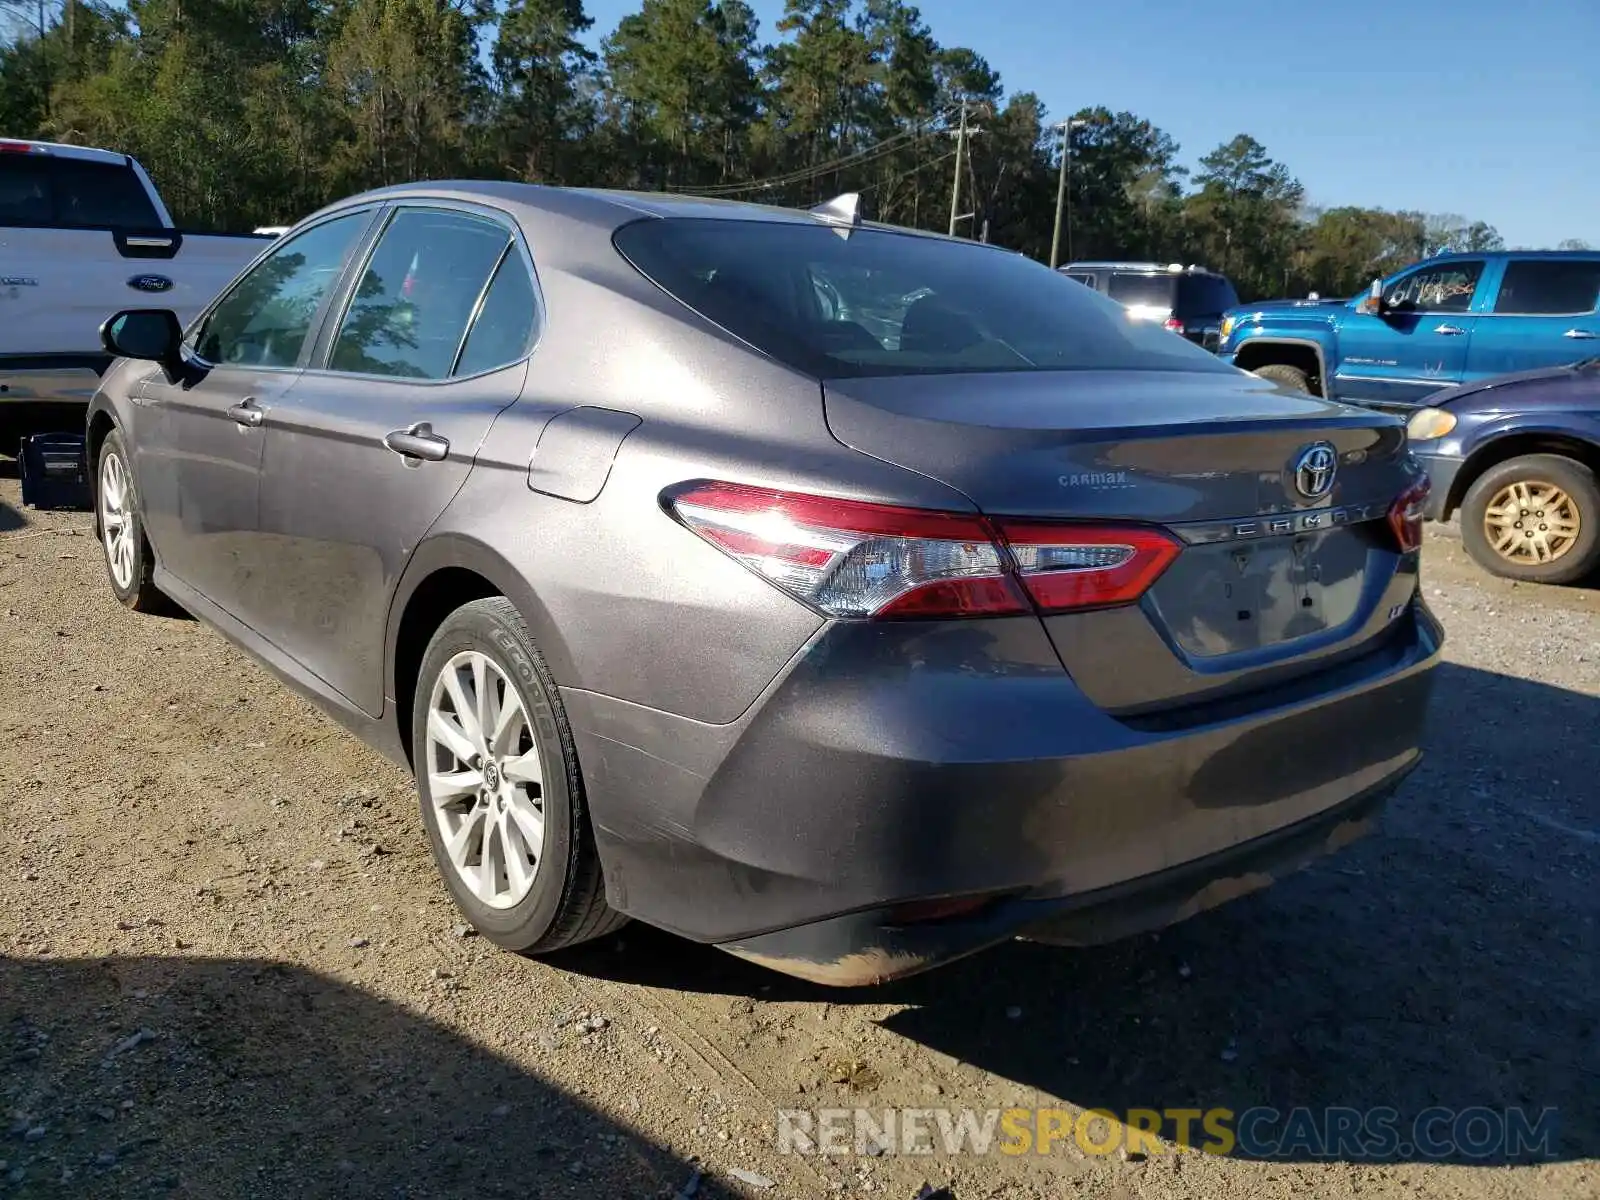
[1413,450,1465,521]
[724,768,1405,986]
[567,602,1441,984]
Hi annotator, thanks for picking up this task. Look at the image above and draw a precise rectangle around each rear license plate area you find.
[1149,529,1371,658]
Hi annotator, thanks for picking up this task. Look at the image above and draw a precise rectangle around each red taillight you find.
[1162,317,1185,334]
[666,482,1178,620]
[0,140,46,154]
[999,522,1183,612]
[1388,478,1429,552]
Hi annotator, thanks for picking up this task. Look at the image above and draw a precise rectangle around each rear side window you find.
[1178,274,1239,315]
[455,252,539,376]
[613,220,1230,380]
[0,155,160,229]
[330,209,511,380]
[1062,272,1096,288]
[1494,260,1600,315]
[1106,273,1177,311]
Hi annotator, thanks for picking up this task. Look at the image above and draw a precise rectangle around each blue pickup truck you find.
[1215,251,1600,410]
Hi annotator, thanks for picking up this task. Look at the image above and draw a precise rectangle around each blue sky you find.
[582,0,1600,249]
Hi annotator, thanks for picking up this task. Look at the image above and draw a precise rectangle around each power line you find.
[674,107,959,198]
[682,126,946,198]
[856,149,955,198]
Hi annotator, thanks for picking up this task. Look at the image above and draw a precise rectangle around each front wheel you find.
[1252,363,1312,394]
[412,597,626,953]
[96,430,167,612]
[1460,453,1600,584]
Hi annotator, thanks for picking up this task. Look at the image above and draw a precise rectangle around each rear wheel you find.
[1253,363,1311,394]
[96,430,167,612]
[412,597,626,953]
[1460,453,1600,584]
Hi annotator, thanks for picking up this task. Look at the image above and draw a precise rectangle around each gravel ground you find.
[1,468,1597,1200]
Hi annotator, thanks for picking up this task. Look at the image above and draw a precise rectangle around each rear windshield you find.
[1106,272,1177,310]
[613,219,1232,380]
[0,155,161,229]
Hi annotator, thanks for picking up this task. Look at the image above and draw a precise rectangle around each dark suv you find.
[1060,262,1240,347]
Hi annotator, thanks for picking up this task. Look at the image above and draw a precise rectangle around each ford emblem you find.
[127,274,174,294]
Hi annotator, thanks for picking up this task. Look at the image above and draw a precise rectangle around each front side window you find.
[1494,260,1600,315]
[195,212,368,368]
[614,220,1231,381]
[329,209,511,380]
[1384,261,1484,313]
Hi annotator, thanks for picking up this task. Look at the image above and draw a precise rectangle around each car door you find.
[1331,258,1486,408]
[253,204,540,715]
[1466,257,1600,381]
[135,209,375,614]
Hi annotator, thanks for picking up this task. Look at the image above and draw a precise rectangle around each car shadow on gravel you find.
[559,662,1599,1167]
[0,458,21,531]
[0,955,739,1199]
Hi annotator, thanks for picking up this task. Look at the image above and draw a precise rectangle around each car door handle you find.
[1433,324,1467,336]
[1564,328,1598,340]
[384,423,450,462]
[226,399,264,427]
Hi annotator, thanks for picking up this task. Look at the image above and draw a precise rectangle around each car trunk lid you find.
[823,369,1421,712]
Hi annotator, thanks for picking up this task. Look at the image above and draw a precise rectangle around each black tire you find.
[95,429,168,612]
[1253,363,1312,393]
[1460,453,1600,585]
[411,596,626,953]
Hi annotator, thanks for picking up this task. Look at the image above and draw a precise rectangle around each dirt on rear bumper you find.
[719,768,1405,987]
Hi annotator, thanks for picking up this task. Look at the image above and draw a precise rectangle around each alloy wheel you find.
[100,450,136,591]
[1483,479,1581,566]
[424,650,546,909]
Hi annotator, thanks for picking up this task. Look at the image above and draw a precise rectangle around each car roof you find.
[1061,261,1227,277]
[315,180,995,246]
[1422,249,1600,265]
[0,138,130,166]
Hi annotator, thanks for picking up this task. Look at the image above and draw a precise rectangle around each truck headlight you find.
[1406,408,1457,441]
[1219,316,1235,340]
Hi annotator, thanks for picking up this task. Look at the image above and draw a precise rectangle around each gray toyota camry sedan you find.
[87,183,1441,985]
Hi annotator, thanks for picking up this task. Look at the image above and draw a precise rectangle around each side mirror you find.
[101,309,184,377]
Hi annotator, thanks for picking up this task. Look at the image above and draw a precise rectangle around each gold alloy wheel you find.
[1482,479,1583,566]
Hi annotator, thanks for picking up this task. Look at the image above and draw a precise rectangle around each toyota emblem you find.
[1292,442,1338,500]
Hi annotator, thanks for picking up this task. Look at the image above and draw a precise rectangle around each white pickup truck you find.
[0,138,274,452]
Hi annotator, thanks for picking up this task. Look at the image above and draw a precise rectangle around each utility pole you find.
[946,100,982,238]
[1050,118,1087,269]
[947,100,968,238]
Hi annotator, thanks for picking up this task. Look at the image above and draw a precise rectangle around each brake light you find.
[1162,317,1184,334]
[1000,522,1182,612]
[666,482,1179,620]
[0,140,47,154]
[1388,479,1429,552]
